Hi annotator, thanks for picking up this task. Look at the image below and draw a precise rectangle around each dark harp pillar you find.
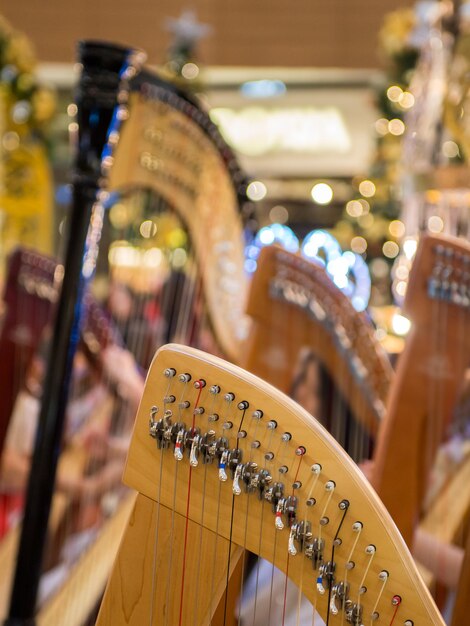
[4,41,132,626]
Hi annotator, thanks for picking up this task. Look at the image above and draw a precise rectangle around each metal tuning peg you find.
[330,581,349,615]
[149,406,159,437]
[218,450,229,481]
[227,448,243,477]
[199,430,216,464]
[256,469,272,500]
[288,524,298,555]
[232,464,242,495]
[275,498,285,530]
[305,537,325,569]
[241,462,259,493]
[284,495,298,527]
[317,561,335,595]
[344,600,363,626]
[264,481,284,512]
[189,434,200,467]
[174,428,184,461]
[288,520,311,556]
[163,421,180,449]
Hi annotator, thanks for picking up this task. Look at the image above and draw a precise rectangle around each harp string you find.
[221,403,248,624]
[280,451,305,626]
[149,374,173,626]
[177,380,204,626]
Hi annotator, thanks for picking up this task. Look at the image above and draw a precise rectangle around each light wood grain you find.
[109,93,249,364]
[102,343,444,625]
[372,233,470,546]
[243,246,392,438]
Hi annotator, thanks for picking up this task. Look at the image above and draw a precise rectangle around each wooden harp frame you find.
[97,344,444,626]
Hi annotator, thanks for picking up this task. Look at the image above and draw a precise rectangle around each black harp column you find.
[4,41,138,626]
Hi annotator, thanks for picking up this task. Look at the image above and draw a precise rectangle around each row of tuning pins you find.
[149,368,415,626]
[148,369,316,534]
[143,84,245,186]
[428,245,470,306]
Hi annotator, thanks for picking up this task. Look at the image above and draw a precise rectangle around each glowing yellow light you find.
[108,243,141,268]
[442,141,459,158]
[68,122,79,133]
[399,91,415,108]
[392,313,411,336]
[387,85,403,102]
[143,248,163,268]
[67,103,78,116]
[389,220,405,238]
[383,240,399,258]
[351,236,367,254]
[247,181,267,201]
[395,265,409,280]
[358,199,370,214]
[427,215,444,233]
[181,62,200,80]
[311,183,333,205]
[346,200,363,217]
[109,203,131,229]
[168,228,187,248]
[375,118,389,136]
[396,280,407,297]
[2,131,20,151]
[370,258,389,278]
[358,180,376,198]
[269,205,289,224]
[140,220,157,238]
[426,189,441,203]
[388,119,405,136]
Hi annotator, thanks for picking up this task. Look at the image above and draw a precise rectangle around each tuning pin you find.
[288,524,297,556]
[275,500,284,530]
[232,464,242,495]
[174,429,184,461]
[316,572,325,595]
[190,435,200,467]
[218,450,228,482]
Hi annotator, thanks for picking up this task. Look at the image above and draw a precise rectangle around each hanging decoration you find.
[162,9,212,92]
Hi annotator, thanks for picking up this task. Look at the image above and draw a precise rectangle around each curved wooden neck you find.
[373,233,470,546]
[108,92,249,363]
[243,247,392,441]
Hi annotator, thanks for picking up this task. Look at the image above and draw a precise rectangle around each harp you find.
[0,249,60,456]
[96,343,444,626]
[372,233,470,546]
[243,246,393,454]
[2,40,249,625]
[104,49,249,364]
